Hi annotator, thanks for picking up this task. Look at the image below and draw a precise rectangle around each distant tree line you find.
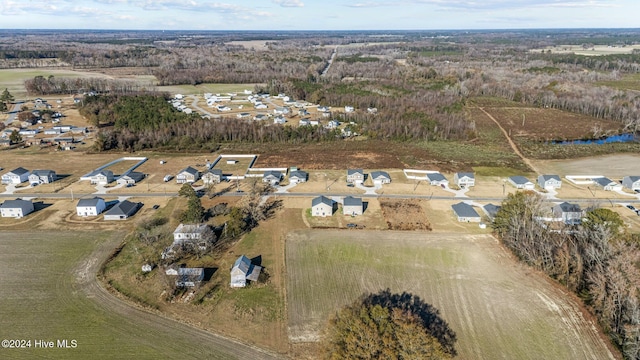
[493,191,640,359]
[24,75,153,96]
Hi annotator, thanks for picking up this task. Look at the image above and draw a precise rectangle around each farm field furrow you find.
[286,230,616,360]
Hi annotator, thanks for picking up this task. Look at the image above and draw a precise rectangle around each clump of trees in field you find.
[492,191,640,359]
[324,289,456,360]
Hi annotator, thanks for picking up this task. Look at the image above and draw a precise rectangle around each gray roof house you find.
[28,170,56,185]
[346,169,365,184]
[343,196,363,216]
[509,176,534,190]
[176,166,199,184]
[1,167,30,185]
[104,200,140,221]
[483,203,502,220]
[538,175,562,190]
[370,171,391,185]
[623,176,640,191]
[230,255,262,288]
[166,267,205,288]
[76,197,106,217]
[262,170,283,186]
[116,171,145,185]
[452,202,481,222]
[0,199,34,218]
[89,170,114,185]
[173,223,210,244]
[593,177,622,191]
[202,168,224,185]
[311,196,335,217]
[426,173,449,186]
[552,202,582,225]
[289,170,308,184]
[454,172,475,188]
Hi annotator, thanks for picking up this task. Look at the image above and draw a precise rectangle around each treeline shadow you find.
[362,288,457,357]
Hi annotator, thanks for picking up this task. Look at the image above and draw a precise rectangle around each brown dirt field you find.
[533,154,640,178]
[482,106,623,141]
[380,199,432,230]
[286,230,618,360]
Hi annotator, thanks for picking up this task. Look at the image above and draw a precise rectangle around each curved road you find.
[77,233,283,359]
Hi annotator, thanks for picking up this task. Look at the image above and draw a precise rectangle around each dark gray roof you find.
[347,169,364,176]
[1,199,32,210]
[539,175,561,182]
[123,171,145,181]
[456,172,474,179]
[452,202,481,218]
[30,169,56,177]
[555,202,581,213]
[624,176,640,182]
[233,255,251,275]
[312,195,332,207]
[370,171,390,180]
[104,200,139,217]
[207,168,223,176]
[77,197,104,207]
[343,196,363,207]
[427,173,447,182]
[9,167,29,176]
[87,169,113,177]
[593,177,615,187]
[483,203,501,217]
[180,166,199,175]
[264,170,282,179]
[510,176,532,185]
[290,170,308,180]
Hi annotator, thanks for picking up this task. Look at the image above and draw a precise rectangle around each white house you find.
[1,167,30,184]
[116,172,145,186]
[622,176,640,191]
[89,170,114,185]
[344,106,355,113]
[538,175,562,190]
[76,197,106,217]
[28,170,56,185]
[176,166,199,184]
[346,169,365,184]
[509,176,535,190]
[593,177,622,191]
[453,172,475,188]
[230,255,262,288]
[312,196,334,217]
[552,202,582,225]
[202,169,224,185]
[370,171,391,185]
[343,196,363,216]
[289,170,308,184]
[173,223,210,244]
[103,200,139,221]
[452,202,481,222]
[0,199,34,218]
[262,170,282,186]
[426,173,449,186]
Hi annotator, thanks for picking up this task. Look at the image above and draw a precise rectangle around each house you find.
[176,166,199,184]
[344,106,355,113]
[1,167,30,184]
[230,255,262,288]
[273,107,290,115]
[76,197,106,217]
[0,199,34,218]
[367,107,378,114]
[289,170,308,184]
[173,223,210,244]
[253,114,268,121]
[622,176,640,191]
[273,116,286,124]
[103,200,140,221]
[326,120,340,129]
[454,172,475,188]
[370,171,391,185]
[262,170,282,186]
[202,169,224,185]
[0,139,11,147]
[593,177,622,191]
[426,173,449,186]
[552,202,582,225]
[89,170,114,185]
[318,106,330,113]
[116,172,145,186]
[347,169,365,184]
[299,118,311,126]
[538,175,562,190]
[509,176,535,190]
[343,196,363,216]
[166,267,205,288]
[452,202,481,222]
[28,170,56,185]
[483,203,501,220]
[312,196,335,217]
[236,112,251,119]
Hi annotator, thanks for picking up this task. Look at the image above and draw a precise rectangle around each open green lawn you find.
[0,231,236,359]
[596,73,640,91]
[0,69,112,98]
[157,83,264,96]
[286,230,617,359]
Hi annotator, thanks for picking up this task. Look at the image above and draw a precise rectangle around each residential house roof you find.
[624,176,640,182]
[232,255,262,281]
[483,203,501,218]
[179,166,199,176]
[343,196,363,207]
[1,199,32,210]
[290,170,308,180]
[593,177,616,187]
[77,197,104,207]
[8,167,29,176]
[427,173,447,182]
[312,195,332,207]
[347,169,364,176]
[554,202,581,213]
[510,176,532,185]
[539,174,561,182]
[30,169,55,177]
[263,170,282,179]
[104,200,139,217]
[206,168,223,176]
[456,172,475,179]
[452,202,480,218]
[173,223,209,235]
[370,171,390,180]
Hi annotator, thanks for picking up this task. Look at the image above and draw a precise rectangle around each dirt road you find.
[76,235,283,360]
[477,107,540,175]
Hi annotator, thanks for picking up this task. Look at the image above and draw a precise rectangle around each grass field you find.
[0,231,237,359]
[157,83,263,96]
[286,230,617,360]
[0,69,115,98]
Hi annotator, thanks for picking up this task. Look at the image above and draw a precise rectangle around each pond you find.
[550,133,638,145]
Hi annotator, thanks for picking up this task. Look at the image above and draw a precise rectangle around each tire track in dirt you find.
[76,235,283,360]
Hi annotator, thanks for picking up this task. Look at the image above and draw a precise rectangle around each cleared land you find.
[286,230,616,360]
[531,44,640,56]
[0,231,253,359]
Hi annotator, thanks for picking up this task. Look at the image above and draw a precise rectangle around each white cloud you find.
[273,0,304,7]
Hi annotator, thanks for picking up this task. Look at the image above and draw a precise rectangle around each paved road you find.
[77,218,283,359]
[3,101,23,126]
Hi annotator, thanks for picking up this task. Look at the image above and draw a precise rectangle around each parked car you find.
[346,223,357,228]
[627,205,636,212]
[163,174,173,182]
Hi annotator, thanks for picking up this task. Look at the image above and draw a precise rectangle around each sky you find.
[0,0,638,31]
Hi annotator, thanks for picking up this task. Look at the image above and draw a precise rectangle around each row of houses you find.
[0,197,137,220]
[311,195,364,217]
[162,253,262,289]
[451,201,583,225]
[173,166,309,186]
[1,167,56,186]
[510,174,640,192]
